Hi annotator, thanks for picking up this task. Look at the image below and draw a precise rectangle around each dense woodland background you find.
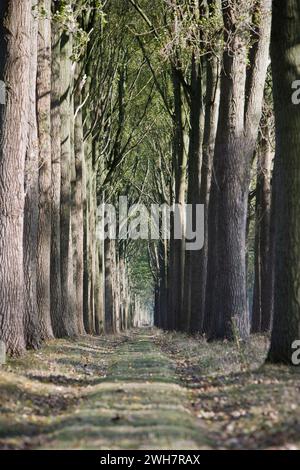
[0,0,299,366]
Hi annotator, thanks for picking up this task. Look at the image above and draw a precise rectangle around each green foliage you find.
[127,241,154,307]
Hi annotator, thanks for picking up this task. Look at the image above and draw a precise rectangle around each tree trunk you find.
[50,8,64,337]
[69,79,78,335]
[83,154,92,333]
[199,53,220,335]
[267,0,300,364]
[104,238,115,333]
[88,160,96,333]
[252,124,273,333]
[95,240,104,334]
[73,68,85,335]
[60,23,77,336]
[0,0,31,355]
[183,54,204,333]
[205,0,271,340]
[168,66,187,331]
[36,0,53,340]
[24,0,42,349]
[159,239,168,329]
[205,9,248,339]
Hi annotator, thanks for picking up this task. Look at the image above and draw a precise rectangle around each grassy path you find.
[0,330,207,450]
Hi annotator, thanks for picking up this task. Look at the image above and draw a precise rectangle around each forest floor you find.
[0,329,299,450]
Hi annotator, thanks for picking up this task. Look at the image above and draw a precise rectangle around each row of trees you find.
[126,0,272,337]
[0,0,148,356]
[124,0,299,364]
[1,0,300,364]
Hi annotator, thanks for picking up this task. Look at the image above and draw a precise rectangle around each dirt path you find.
[0,330,208,450]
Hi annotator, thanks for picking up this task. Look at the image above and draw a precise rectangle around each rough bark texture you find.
[24,0,42,349]
[50,13,64,337]
[199,53,220,335]
[88,160,96,333]
[267,0,300,364]
[60,26,77,336]
[69,84,78,335]
[252,124,273,333]
[205,4,248,339]
[95,240,104,334]
[158,239,168,330]
[0,0,31,355]
[168,66,187,331]
[37,0,53,340]
[73,70,85,335]
[83,154,92,333]
[104,238,115,334]
[205,0,271,340]
[183,55,203,332]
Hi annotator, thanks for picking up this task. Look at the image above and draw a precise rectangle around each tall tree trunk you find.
[183,54,204,332]
[69,80,78,335]
[60,21,77,336]
[159,239,168,329]
[252,123,273,333]
[114,247,121,333]
[82,60,94,334]
[73,71,85,335]
[24,0,42,349]
[36,0,53,340]
[199,53,220,335]
[88,160,96,333]
[205,0,271,340]
[0,0,31,355]
[267,0,300,364]
[95,240,104,334]
[205,7,248,339]
[104,238,115,334]
[264,168,276,333]
[83,154,92,333]
[50,8,63,337]
[168,66,187,331]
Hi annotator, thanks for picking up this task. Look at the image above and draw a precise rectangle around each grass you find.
[157,331,300,449]
[0,330,206,450]
[0,328,299,450]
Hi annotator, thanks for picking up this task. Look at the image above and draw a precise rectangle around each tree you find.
[267,0,300,364]
[0,0,32,355]
[36,0,54,340]
[60,4,78,337]
[50,2,63,337]
[184,0,221,334]
[196,51,220,334]
[73,65,85,335]
[204,0,271,339]
[252,102,274,333]
[24,0,43,349]
[0,0,151,357]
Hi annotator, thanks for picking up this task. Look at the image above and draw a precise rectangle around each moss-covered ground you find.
[0,330,206,450]
[0,329,299,450]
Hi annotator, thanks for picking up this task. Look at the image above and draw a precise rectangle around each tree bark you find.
[104,238,115,334]
[0,0,31,355]
[60,22,77,336]
[168,66,187,331]
[183,54,204,333]
[267,0,300,364]
[205,0,271,340]
[199,53,220,335]
[50,8,64,337]
[252,123,273,333]
[73,66,85,335]
[36,0,53,340]
[83,154,92,333]
[24,0,42,349]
